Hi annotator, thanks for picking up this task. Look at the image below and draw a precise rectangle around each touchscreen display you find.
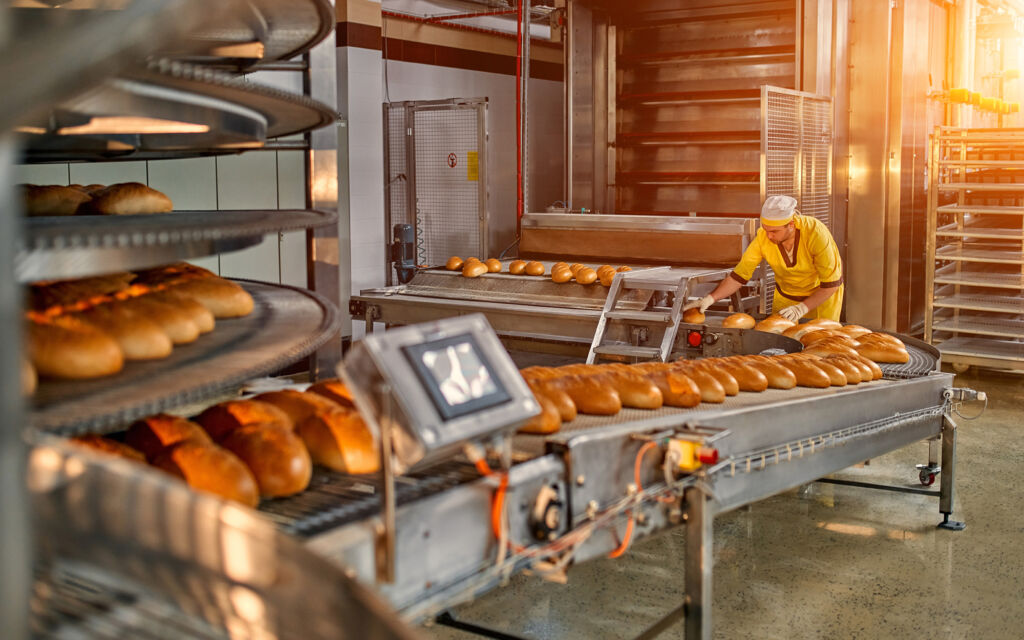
[403,334,511,420]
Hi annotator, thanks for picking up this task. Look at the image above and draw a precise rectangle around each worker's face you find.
[763,221,795,245]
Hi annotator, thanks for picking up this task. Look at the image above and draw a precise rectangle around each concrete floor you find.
[420,368,1024,639]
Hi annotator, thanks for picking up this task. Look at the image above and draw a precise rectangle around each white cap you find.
[760,195,797,227]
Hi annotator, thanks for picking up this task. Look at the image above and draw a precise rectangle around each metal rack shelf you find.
[932,315,1024,340]
[935,222,1024,240]
[933,264,1024,289]
[29,280,339,436]
[932,292,1024,314]
[937,203,1024,216]
[17,209,336,283]
[937,182,1024,192]
[934,244,1024,264]
[936,336,1024,362]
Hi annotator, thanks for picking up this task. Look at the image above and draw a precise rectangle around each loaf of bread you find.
[599,269,616,287]
[595,365,663,409]
[519,392,562,435]
[552,262,569,272]
[525,261,545,276]
[446,256,464,271]
[151,439,259,507]
[558,376,622,415]
[617,266,632,273]
[23,185,93,216]
[26,315,124,379]
[306,378,357,409]
[168,276,254,318]
[782,324,824,340]
[69,434,145,462]
[716,358,768,392]
[132,262,215,287]
[485,258,502,273]
[848,353,884,379]
[217,423,312,497]
[860,332,906,349]
[29,272,135,310]
[197,399,294,441]
[813,359,848,386]
[821,355,863,384]
[80,182,173,215]
[113,295,200,345]
[682,308,706,324]
[22,359,37,395]
[773,356,831,388]
[632,363,701,408]
[736,355,797,389]
[723,313,756,329]
[805,318,843,330]
[551,267,573,283]
[838,324,872,339]
[755,315,796,334]
[508,260,527,275]
[675,365,725,403]
[463,261,488,278]
[74,303,173,360]
[685,361,739,396]
[253,389,342,426]
[125,414,212,460]
[295,408,379,474]
[856,342,910,364]
[576,267,598,285]
[800,330,847,346]
[525,379,577,421]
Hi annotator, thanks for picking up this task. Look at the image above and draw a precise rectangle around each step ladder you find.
[587,267,694,364]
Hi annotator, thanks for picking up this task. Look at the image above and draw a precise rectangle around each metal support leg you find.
[916,436,941,486]
[937,416,965,531]
[683,485,713,640]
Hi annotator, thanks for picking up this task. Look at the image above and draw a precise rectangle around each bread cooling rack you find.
[29,280,339,436]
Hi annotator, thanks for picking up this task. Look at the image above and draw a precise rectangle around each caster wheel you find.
[952,362,970,373]
[919,470,936,486]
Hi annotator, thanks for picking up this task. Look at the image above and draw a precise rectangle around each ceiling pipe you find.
[427,9,518,22]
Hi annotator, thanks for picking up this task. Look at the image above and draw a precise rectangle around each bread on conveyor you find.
[485,258,502,273]
[29,272,135,310]
[446,256,464,271]
[820,355,863,384]
[23,184,93,216]
[524,261,545,276]
[22,358,37,396]
[26,315,124,379]
[522,377,577,422]
[295,408,379,474]
[519,392,562,435]
[772,356,831,388]
[79,182,173,215]
[306,378,357,410]
[462,261,488,278]
[813,359,848,386]
[734,355,797,389]
[551,267,573,283]
[682,308,706,324]
[630,363,702,408]
[125,414,212,461]
[151,439,259,507]
[73,303,173,360]
[804,318,843,330]
[848,353,884,379]
[713,358,768,392]
[69,434,145,462]
[599,270,616,287]
[837,324,872,338]
[782,323,824,340]
[508,260,527,275]
[855,340,910,364]
[253,389,342,426]
[147,290,215,334]
[112,295,201,345]
[675,365,725,403]
[722,313,756,329]
[682,360,739,396]
[167,276,254,318]
[800,330,852,347]
[754,315,795,333]
[592,365,663,409]
[575,267,598,285]
[217,423,312,497]
[197,399,294,441]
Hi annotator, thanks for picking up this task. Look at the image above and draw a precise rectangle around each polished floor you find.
[421,368,1024,639]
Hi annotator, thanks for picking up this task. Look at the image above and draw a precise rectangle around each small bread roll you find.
[26,315,124,379]
[576,267,598,285]
[558,376,622,415]
[463,261,488,278]
[723,313,755,329]
[569,263,585,275]
[552,267,573,284]
[599,270,616,287]
[755,315,796,334]
[508,260,527,275]
[466,257,481,264]
[80,182,173,215]
[23,185,93,216]
[22,358,37,396]
[169,277,254,318]
[597,265,615,278]
[485,258,502,273]
[307,379,357,409]
[683,308,706,324]
[296,408,378,474]
[151,440,259,507]
[147,290,215,334]
[446,256,464,271]
[617,266,632,272]
[253,389,342,426]
[112,295,200,345]
[197,400,294,441]
[74,303,173,360]
[218,423,312,497]
[552,262,569,271]
[519,392,562,435]
[126,414,212,460]
[838,324,872,339]
[69,435,145,462]
[525,261,545,276]
[774,357,831,388]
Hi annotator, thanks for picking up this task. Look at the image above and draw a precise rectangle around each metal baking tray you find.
[29,279,339,435]
[19,59,337,162]
[17,209,336,283]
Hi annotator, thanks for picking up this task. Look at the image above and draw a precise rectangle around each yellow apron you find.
[729,215,844,322]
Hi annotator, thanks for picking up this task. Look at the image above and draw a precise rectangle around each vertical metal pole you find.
[0,136,30,640]
[683,485,713,640]
[520,0,531,219]
[477,100,490,258]
[564,1,573,206]
[939,416,957,517]
[383,103,394,287]
[375,384,397,583]
[305,5,343,375]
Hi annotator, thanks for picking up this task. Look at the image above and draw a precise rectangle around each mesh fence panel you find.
[385,104,409,230]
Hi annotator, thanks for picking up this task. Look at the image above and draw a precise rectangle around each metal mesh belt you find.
[878,343,940,379]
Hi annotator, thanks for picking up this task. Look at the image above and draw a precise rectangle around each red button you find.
[697,447,719,464]
[687,331,703,347]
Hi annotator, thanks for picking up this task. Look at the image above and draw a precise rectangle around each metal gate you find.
[383,98,488,284]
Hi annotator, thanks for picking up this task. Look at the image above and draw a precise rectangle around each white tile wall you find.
[15,164,70,185]
[69,161,148,186]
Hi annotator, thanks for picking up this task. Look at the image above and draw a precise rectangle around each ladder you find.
[587,267,694,364]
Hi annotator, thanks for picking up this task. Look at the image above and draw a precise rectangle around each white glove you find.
[778,303,809,322]
[683,295,715,314]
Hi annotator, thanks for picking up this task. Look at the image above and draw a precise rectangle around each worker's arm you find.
[684,237,764,312]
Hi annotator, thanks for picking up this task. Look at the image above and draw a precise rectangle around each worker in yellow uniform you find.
[685,195,843,322]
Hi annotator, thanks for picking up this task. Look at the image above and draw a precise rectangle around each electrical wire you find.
[952,395,988,420]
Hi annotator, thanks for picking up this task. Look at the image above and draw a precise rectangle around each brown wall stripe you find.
[335,21,563,82]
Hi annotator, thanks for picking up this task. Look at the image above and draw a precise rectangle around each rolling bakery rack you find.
[0,1,412,638]
[925,126,1024,373]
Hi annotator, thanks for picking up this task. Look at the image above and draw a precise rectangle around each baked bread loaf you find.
[151,440,259,507]
[508,260,527,275]
[849,353,884,379]
[617,266,632,272]
[74,303,173,360]
[295,408,378,474]
[112,295,200,345]
[29,272,134,310]
[197,399,294,441]
[148,290,215,334]
[69,434,145,462]
[676,366,725,403]
[774,356,831,388]
[446,256,464,271]
[169,277,254,318]
[813,359,848,386]
[463,261,488,278]
[821,355,863,384]
[595,365,663,409]
[856,342,910,364]
[126,414,212,460]
[576,267,598,285]
[552,262,569,272]
[686,361,739,396]
[723,313,756,329]
[551,267,573,283]
[683,308,706,324]
[599,269,616,287]
[736,355,797,389]
[22,359,37,396]
[307,378,357,409]
[782,324,824,340]
[838,324,872,339]
[80,182,173,215]
[519,393,562,435]
[485,259,502,273]
[715,359,768,392]
[805,318,843,330]
[26,315,124,379]
[253,389,342,426]
[23,185,93,216]
[558,376,622,415]
[132,262,215,287]
[632,364,701,408]
[525,261,545,276]
[525,379,577,422]
[217,423,312,497]
[755,315,796,334]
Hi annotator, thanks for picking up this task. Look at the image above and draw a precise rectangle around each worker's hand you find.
[778,303,809,323]
[683,295,716,314]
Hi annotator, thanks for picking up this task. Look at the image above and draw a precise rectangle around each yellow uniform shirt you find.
[728,215,844,320]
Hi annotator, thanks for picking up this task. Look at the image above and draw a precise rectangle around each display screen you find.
[402,333,512,420]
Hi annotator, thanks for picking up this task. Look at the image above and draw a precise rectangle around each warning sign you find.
[447,152,458,168]
[467,151,479,181]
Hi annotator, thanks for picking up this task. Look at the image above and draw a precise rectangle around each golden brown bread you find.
[813,359,848,386]
[196,400,294,441]
[151,440,259,507]
[125,414,212,461]
[685,361,739,396]
[595,366,663,409]
[722,313,756,329]
[113,295,200,345]
[856,343,910,364]
[26,315,124,379]
[558,376,622,415]
[773,357,831,388]
[551,267,573,284]
[218,423,312,497]
[306,379,357,409]
[805,318,843,330]
[446,256,464,270]
[23,185,93,216]
[295,408,379,474]
[168,277,254,318]
[462,261,488,278]
[253,389,342,426]
[131,262,215,287]
[519,392,563,435]
[848,353,884,379]
[525,261,545,276]
[821,355,863,384]
[782,323,825,340]
[599,269,616,287]
[575,267,598,285]
[715,359,768,392]
[525,379,577,422]
[80,182,173,215]
[754,315,796,334]
[683,308,706,324]
[29,272,135,311]
[632,364,701,408]
[737,355,797,389]
[508,260,527,274]
[69,435,145,462]
[22,358,37,396]
[147,290,215,334]
[485,258,502,273]
[73,303,173,360]
[838,324,872,338]
[800,330,846,346]
[678,366,725,403]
